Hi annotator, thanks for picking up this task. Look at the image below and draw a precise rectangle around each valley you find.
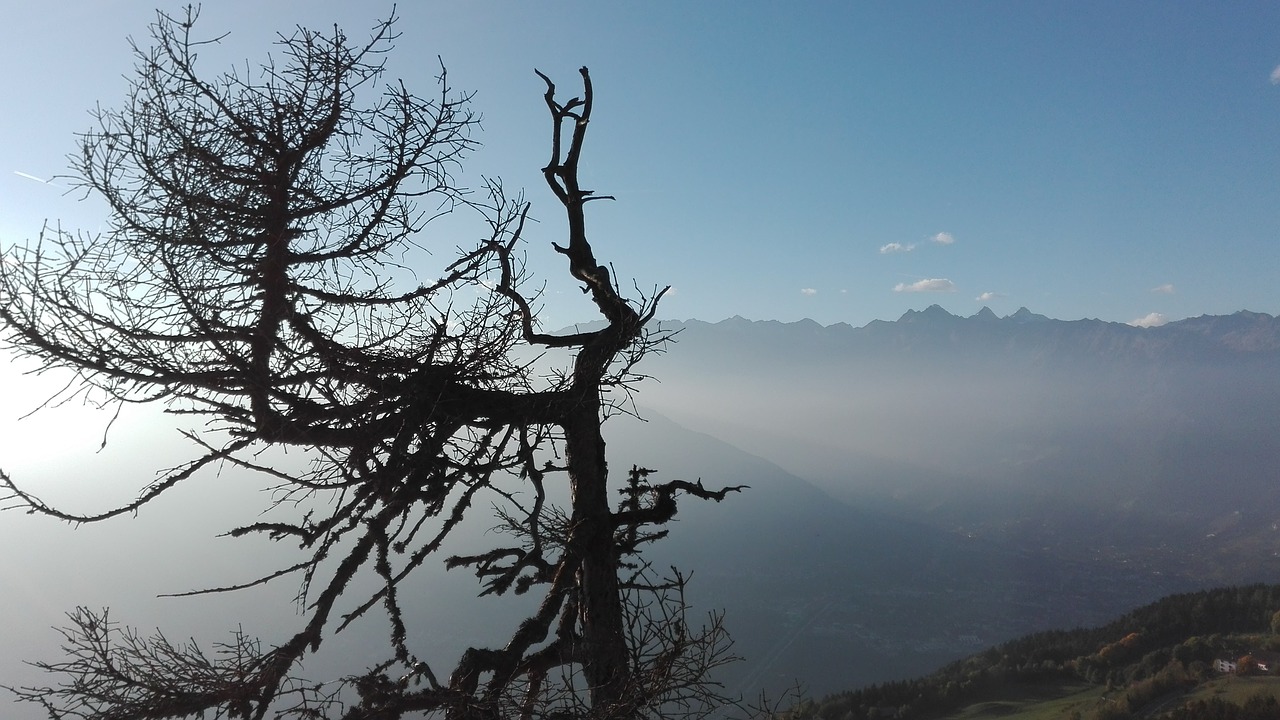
[615,308,1280,698]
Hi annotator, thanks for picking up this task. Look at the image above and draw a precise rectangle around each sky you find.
[2,2,1278,330]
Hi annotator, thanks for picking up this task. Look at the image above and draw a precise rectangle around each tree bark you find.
[563,394,630,710]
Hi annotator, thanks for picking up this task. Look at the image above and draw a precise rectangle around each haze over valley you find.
[2,306,1279,715]
[627,307,1280,695]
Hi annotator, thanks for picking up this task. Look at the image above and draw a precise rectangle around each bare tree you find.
[0,8,740,719]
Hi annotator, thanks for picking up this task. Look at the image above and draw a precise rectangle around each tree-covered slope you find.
[792,584,1280,720]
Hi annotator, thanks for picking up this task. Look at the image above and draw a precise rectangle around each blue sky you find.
[2,1,1277,329]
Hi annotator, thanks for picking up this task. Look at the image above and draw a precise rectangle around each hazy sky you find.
[2,1,1278,330]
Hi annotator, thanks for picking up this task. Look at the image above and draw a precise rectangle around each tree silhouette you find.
[0,8,739,719]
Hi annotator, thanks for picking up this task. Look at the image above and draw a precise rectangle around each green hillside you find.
[787,584,1280,720]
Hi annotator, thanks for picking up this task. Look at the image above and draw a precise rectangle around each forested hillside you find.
[791,584,1280,720]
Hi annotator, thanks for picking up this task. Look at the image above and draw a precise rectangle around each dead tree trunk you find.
[564,398,630,708]
[536,66,647,711]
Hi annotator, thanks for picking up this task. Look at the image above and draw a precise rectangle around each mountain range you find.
[613,307,1280,696]
[638,307,1280,524]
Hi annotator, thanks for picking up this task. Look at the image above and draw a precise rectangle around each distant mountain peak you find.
[1005,307,1050,323]
[899,304,958,322]
[972,306,999,322]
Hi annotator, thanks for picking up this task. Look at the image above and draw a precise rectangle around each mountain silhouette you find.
[623,308,1280,694]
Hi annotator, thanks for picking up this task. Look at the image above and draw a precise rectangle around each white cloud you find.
[1271,65,1280,84]
[894,278,956,293]
[1129,312,1168,328]
[800,288,817,296]
[976,291,1002,302]
[881,235,952,253]
[1150,283,1175,294]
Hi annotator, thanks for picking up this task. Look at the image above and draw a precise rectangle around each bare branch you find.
[1,13,738,719]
